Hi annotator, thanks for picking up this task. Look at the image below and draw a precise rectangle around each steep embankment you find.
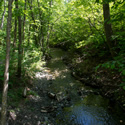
[62,48,125,111]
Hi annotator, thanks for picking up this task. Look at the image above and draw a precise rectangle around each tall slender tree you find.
[1,0,13,124]
[13,0,18,50]
[23,0,26,42]
[28,0,38,46]
[46,0,52,50]
[17,0,23,78]
[103,1,114,57]
[0,0,6,30]
[37,0,45,55]
[13,18,17,50]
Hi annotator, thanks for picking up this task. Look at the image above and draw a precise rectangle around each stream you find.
[47,48,125,125]
[7,48,125,125]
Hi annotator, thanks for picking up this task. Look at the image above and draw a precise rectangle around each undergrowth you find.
[0,46,44,106]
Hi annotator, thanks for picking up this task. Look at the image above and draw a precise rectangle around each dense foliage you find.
[0,0,125,123]
[49,0,125,88]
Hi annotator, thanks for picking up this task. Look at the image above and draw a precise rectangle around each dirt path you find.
[8,68,58,125]
[7,48,80,125]
[8,49,72,125]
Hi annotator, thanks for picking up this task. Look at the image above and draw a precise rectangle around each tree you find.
[0,0,6,30]
[1,0,13,124]
[13,0,18,50]
[46,0,52,51]
[17,0,23,78]
[27,0,38,46]
[103,1,114,57]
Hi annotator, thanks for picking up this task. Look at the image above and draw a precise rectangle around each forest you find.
[0,0,125,124]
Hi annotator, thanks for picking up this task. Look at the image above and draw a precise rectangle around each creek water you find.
[47,48,125,125]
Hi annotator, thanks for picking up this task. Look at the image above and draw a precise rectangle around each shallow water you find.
[47,48,125,125]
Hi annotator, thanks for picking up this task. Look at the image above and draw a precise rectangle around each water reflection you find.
[62,104,116,125]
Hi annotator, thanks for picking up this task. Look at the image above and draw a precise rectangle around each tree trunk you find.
[0,0,6,30]
[13,0,18,51]
[103,2,114,57]
[23,0,26,42]
[46,0,52,50]
[28,24,31,46]
[22,0,26,55]
[17,0,22,78]
[13,18,17,50]
[37,0,45,56]
[0,0,13,125]
[28,0,38,46]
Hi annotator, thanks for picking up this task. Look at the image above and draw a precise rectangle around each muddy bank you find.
[62,49,125,111]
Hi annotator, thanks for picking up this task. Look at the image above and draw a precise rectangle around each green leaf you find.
[95,64,101,71]
[9,82,13,85]
[120,83,125,87]
[0,77,4,81]
[123,86,125,90]
[123,79,125,82]
[96,0,99,3]
[111,63,115,69]
[122,70,125,75]
[119,69,122,72]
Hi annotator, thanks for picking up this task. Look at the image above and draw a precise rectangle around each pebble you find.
[120,120,123,123]
[48,92,56,99]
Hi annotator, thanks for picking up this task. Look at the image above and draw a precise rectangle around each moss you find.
[27,90,38,97]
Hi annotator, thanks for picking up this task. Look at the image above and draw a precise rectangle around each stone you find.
[48,92,56,99]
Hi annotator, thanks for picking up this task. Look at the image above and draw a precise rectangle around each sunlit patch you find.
[63,68,68,72]
[76,57,83,63]
[45,69,51,73]
[70,82,75,87]
[35,72,47,78]
[54,70,60,77]
[46,75,53,80]
[27,95,40,101]
[61,75,66,78]
[51,57,60,62]
[51,68,69,79]
[9,110,17,121]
